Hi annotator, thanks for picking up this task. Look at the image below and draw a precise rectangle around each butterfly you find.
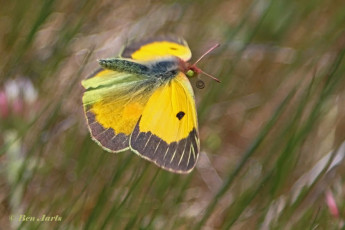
[81,36,219,173]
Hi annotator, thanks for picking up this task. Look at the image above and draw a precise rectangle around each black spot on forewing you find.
[176,111,185,120]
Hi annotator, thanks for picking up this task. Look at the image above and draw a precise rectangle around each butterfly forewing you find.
[121,36,192,62]
[130,72,200,173]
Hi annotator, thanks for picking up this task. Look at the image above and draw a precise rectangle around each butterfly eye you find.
[186,70,195,78]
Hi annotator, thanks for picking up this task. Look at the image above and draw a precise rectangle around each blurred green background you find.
[1,0,345,229]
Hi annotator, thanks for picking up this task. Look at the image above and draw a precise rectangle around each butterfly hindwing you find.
[82,66,158,152]
[130,72,200,173]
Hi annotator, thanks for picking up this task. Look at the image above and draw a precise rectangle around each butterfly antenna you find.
[199,69,221,83]
[193,43,220,65]
[192,43,221,83]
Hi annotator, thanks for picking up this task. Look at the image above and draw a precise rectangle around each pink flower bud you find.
[326,190,339,218]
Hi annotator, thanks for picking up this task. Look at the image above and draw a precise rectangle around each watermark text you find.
[9,214,62,222]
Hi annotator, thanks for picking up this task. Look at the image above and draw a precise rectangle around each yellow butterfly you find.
[82,36,219,173]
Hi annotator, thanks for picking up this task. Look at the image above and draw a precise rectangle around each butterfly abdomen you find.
[99,58,150,75]
[100,58,181,80]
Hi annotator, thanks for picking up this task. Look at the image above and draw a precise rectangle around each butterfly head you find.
[179,43,221,83]
[185,63,202,78]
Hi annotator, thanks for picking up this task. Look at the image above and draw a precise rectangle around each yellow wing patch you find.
[138,73,197,143]
[130,41,191,61]
[121,36,192,62]
[130,73,200,173]
[94,69,115,78]
[82,68,156,152]
[91,98,146,136]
